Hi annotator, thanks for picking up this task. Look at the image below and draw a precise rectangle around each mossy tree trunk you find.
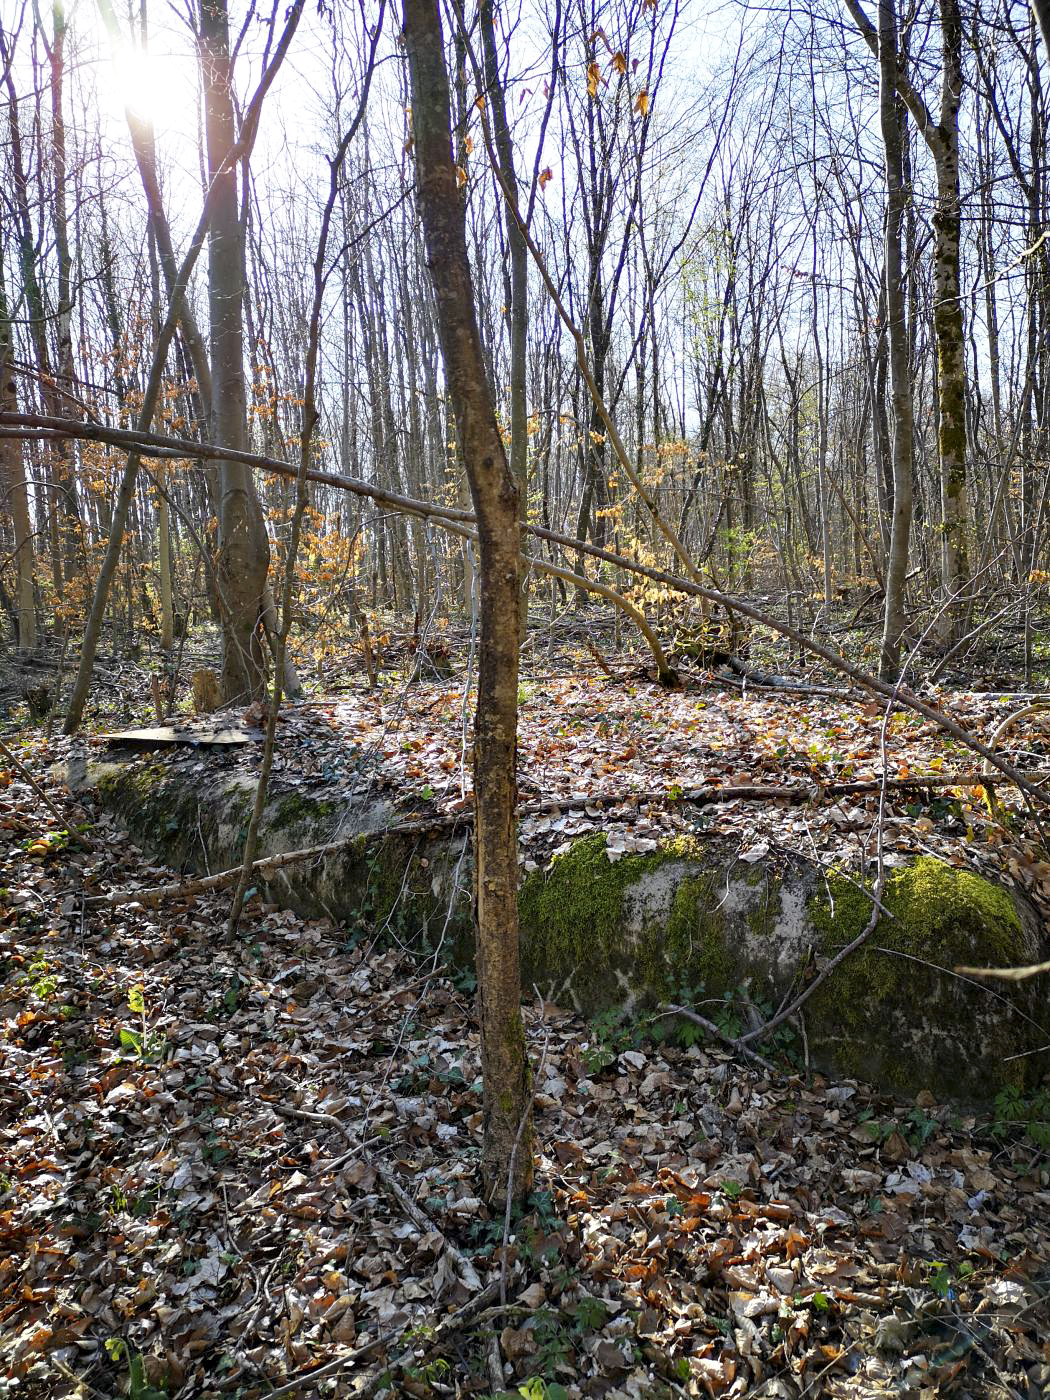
[931,0,968,639]
[404,0,533,1207]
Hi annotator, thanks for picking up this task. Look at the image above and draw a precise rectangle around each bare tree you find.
[404,0,533,1205]
[875,0,914,678]
[199,0,272,703]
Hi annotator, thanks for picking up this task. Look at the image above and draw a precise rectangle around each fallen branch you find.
[351,1283,503,1400]
[738,879,895,1048]
[4,410,1047,803]
[585,636,617,678]
[0,737,93,847]
[656,1003,777,1073]
[723,656,853,699]
[83,769,1049,909]
[955,958,1050,982]
[271,1099,504,1391]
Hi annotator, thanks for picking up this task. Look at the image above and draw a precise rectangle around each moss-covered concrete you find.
[518,834,752,1011]
[72,756,1050,1103]
[805,858,1045,1099]
[75,756,473,952]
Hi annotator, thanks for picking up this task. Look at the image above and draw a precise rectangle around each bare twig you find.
[656,1003,778,1073]
[247,1279,500,1399]
[955,957,1050,982]
[0,736,92,846]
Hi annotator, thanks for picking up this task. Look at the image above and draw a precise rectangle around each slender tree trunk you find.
[404,0,532,1207]
[48,1,83,588]
[0,275,36,650]
[479,0,529,627]
[1032,0,1050,59]
[846,0,968,639]
[62,2,301,731]
[200,0,270,703]
[932,0,968,636]
[878,0,914,679]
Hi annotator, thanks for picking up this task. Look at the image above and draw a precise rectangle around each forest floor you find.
[3,627,1050,1399]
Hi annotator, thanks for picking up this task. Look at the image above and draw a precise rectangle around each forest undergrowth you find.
[2,626,1050,1399]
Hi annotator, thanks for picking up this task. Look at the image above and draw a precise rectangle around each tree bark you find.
[1032,0,1050,61]
[0,272,36,650]
[932,0,968,634]
[404,0,532,1206]
[200,0,271,704]
[479,0,529,628]
[62,1,302,731]
[877,0,914,679]
[47,1,83,590]
[846,0,968,641]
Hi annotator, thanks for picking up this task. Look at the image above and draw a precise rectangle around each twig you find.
[272,1091,504,1391]
[0,736,92,846]
[8,407,1047,798]
[501,1001,549,1306]
[657,1003,778,1072]
[585,636,617,678]
[44,628,70,739]
[271,1103,490,1298]
[955,957,1050,982]
[736,880,894,1048]
[246,1279,500,1398]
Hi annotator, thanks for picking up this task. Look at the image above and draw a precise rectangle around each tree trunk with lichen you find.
[404,0,533,1207]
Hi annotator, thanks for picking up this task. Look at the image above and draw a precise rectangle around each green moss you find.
[271,791,338,830]
[95,761,197,841]
[520,834,657,976]
[807,857,1040,1096]
[665,874,736,990]
[811,856,1021,971]
[519,833,738,1010]
[95,760,167,804]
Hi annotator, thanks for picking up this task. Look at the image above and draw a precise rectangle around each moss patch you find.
[271,791,339,832]
[519,834,745,1013]
[83,759,1048,1103]
[93,761,232,868]
[807,857,1044,1097]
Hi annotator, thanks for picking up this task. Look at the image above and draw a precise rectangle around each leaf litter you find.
[2,669,1050,1398]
